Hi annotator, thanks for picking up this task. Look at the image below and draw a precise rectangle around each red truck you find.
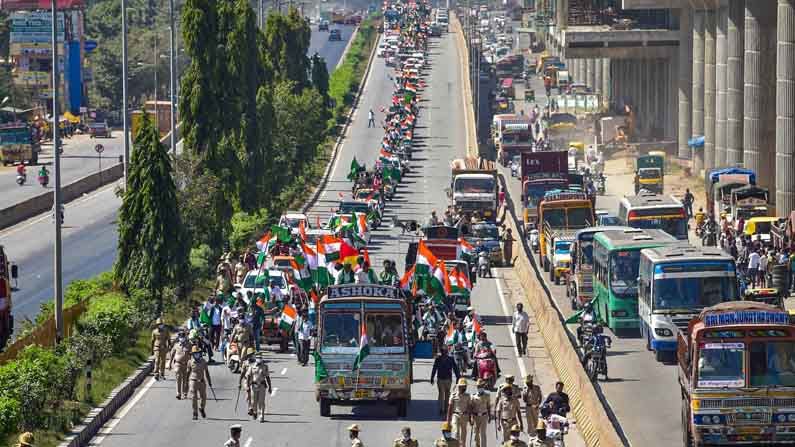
[520,151,569,233]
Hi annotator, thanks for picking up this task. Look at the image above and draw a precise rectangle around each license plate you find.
[354,389,371,399]
[737,427,759,435]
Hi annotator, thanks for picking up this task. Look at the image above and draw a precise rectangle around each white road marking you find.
[244,436,253,447]
[88,377,157,446]
[494,271,528,380]
[280,367,287,375]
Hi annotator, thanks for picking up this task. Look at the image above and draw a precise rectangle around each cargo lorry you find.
[450,157,499,220]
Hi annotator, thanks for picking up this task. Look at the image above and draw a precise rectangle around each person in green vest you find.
[380,260,399,286]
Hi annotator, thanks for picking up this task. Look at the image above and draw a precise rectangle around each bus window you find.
[750,342,795,387]
[609,251,640,298]
[322,313,360,349]
[366,314,404,349]
[654,275,737,310]
[630,217,687,239]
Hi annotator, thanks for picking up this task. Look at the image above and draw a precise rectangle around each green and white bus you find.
[592,228,678,332]
[638,245,738,362]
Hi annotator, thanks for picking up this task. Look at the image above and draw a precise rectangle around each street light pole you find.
[122,0,130,184]
[51,0,63,344]
[169,0,177,155]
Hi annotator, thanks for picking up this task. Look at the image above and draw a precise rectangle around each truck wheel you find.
[655,349,666,363]
[542,257,549,272]
[549,267,554,283]
[554,274,560,286]
[397,398,408,417]
[320,398,331,417]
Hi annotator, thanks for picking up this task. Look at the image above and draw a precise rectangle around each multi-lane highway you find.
[0,24,356,331]
[85,27,585,447]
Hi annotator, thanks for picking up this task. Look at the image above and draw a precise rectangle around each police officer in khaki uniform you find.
[528,421,553,447]
[348,424,364,447]
[434,421,460,447]
[168,331,191,399]
[470,378,492,447]
[151,318,171,380]
[238,348,256,414]
[494,375,516,408]
[392,426,419,447]
[187,345,213,420]
[521,375,542,436]
[246,356,272,422]
[224,424,242,447]
[501,425,528,447]
[231,316,254,356]
[447,378,472,447]
[496,385,523,442]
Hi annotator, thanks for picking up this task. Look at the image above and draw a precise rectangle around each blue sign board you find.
[84,40,97,52]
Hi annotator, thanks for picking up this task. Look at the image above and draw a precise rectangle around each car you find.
[269,256,295,274]
[88,122,112,138]
[329,29,342,41]
[318,20,329,31]
[278,212,311,235]
[236,269,289,302]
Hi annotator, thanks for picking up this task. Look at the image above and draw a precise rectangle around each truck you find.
[450,157,499,220]
[538,190,594,273]
[495,54,524,79]
[0,123,40,166]
[315,285,411,417]
[0,245,17,349]
[545,230,574,285]
[633,154,664,194]
[520,151,568,233]
[679,301,795,446]
[492,115,533,166]
[704,167,756,219]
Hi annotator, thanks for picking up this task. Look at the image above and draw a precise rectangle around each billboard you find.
[1,0,83,10]
[10,11,65,43]
[12,70,49,87]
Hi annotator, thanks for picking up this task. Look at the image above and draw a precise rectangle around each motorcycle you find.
[529,229,540,253]
[576,305,597,348]
[584,334,610,381]
[224,329,241,373]
[452,342,469,375]
[16,173,26,186]
[596,176,605,195]
[510,162,518,177]
[702,226,717,247]
[474,348,497,389]
[545,413,570,447]
[38,174,49,188]
[477,251,491,278]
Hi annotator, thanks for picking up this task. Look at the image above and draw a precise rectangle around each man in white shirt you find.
[269,281,284,304]
[296,309,314,366]
[759,250,769,287]
[512,303,530,356]
[748,250,761,288]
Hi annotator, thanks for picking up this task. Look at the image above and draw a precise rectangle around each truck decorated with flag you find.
[314,284,411,417]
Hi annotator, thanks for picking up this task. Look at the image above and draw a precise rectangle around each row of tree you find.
[115,0,333,308]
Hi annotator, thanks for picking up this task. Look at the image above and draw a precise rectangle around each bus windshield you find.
[365,313,405,352]
[609,251,641,298]
[750,341,795,387]
[579,242,594,266]
[697,343,745,388]
[321,313,360,352]
[653,276,737,310]
[630,217,687,239]
[455,178,496,194]
[567,207,592,227]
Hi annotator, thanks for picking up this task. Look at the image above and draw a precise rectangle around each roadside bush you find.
[229,211,267,253]
[79,293,139,353]
[189,244,215,281]
[0,396,20,437]
[35,271,116,324]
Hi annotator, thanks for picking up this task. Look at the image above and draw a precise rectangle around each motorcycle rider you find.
[16,163,26,183]
[583,325,612,368]
[447,378,472,447]
[431,345,460,415]
[473,331,501,378]
[694,207,706,235]
[38,165,49,182]
[168,330,191,399]
[543,382,570,417]
[446,320,469,368]
[470,378,492,447]
[477,250,492,278]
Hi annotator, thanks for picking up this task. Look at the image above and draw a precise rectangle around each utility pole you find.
[51,0,63,344]
[122,0,130,184]
[169,0,176,155]
[259,0,264,28]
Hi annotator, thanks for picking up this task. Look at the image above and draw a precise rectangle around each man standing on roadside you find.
[368,109,376,128]
[512,303,530,356]
[431,345,460,415]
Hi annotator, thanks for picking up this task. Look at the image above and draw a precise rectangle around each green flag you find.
[270,225,292,243]
[199,306,211,326]
[313,351,328,382]
[347,157,362,181]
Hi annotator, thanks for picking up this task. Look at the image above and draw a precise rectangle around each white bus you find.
[617,193,688,240]
[638,245,738,362]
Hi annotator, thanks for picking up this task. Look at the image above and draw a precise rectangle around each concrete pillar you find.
[716,2,728,167]
[693,9,706,172]
[727,0,744,166]
[595,58,603,95]
[668,55,679,140]
[579,59,587,84]
[743,1,777,194]
[679,7,693,159]
[705,9,717,171]
[587,59,596,91]
[571,59,577,82]
[776,0,795,215]
[602,58,611,107]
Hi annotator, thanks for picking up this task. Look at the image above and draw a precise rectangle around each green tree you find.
[261,8,311,89]
[114,113,188,313]
[310,52,330,103]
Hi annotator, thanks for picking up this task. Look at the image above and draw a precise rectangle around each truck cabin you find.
[730,184,769,221]
[705,167,756,216]
[710,181,746,218]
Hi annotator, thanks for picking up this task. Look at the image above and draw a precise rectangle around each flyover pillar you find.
[692,9,706,173]
[715,2,728,167]
[602,58,611,107]
[679,6,693,159]
[776,0,795,215]
[587,59,596,91]
[595,58,603,95]
[704,9,717,171]
[726,0,744,166]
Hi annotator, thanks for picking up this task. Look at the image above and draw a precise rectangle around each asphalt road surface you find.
[86,30,548,447]
[0,25,356,334]
[0,25,354,211]
[496,26,681,447]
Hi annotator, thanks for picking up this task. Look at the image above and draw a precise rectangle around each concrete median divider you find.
[498,175,625,447]
[451,14,478,157]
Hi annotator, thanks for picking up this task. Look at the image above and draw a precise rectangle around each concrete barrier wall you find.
[498,174,625,447]
[451,14,478,157]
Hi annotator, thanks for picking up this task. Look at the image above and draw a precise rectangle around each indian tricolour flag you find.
[256,231,272,252]
[449,267,472,294]
[459,237,475,258]
[290,259,313,291]
[470,315,483,345]
[431,261,452,296]
[279,304,298,332]
[315,239,332,287]
[416,240,438,276]
[301,242,318,272]
[352,321,370,371]
[320,235,342,263]
[399,264,416,292]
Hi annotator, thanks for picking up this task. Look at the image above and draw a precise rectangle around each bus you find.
[638,245,738,362]
[617,193,688,240]
[591,229,678,332]
[316,285,411,417]
[566,226,632,310]
[538,190,594,273]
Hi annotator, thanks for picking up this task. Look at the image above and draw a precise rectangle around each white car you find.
[236,269,288,303]
[278,212,310,234]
